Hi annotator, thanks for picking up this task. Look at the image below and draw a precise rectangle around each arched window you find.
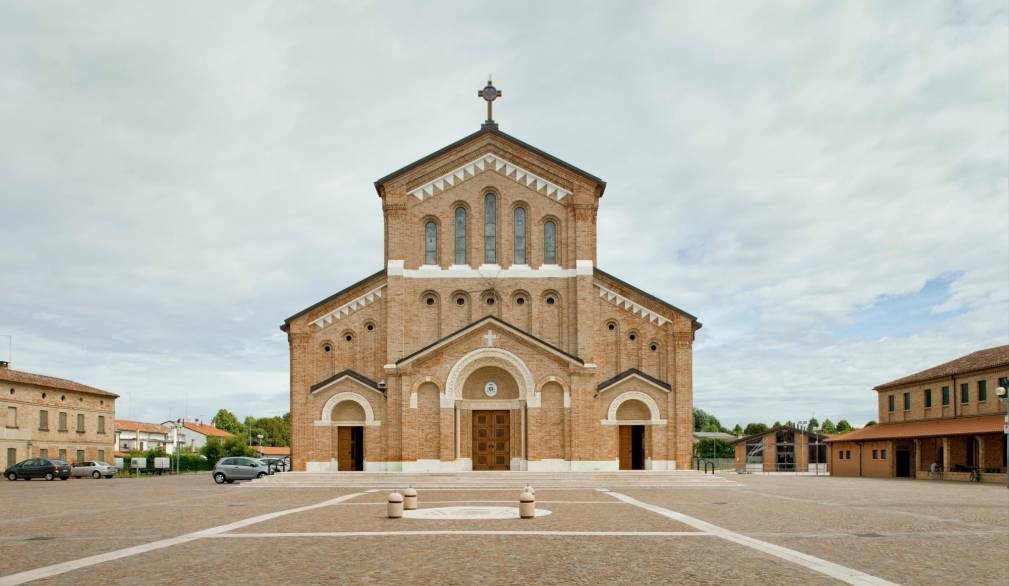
[484,193,497,264]
[513,207,527,264]
[424,221,437,265]
[543,220,557,264]
[454,207,467,265]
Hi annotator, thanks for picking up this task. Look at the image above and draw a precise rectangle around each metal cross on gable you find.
[478,78,502,124]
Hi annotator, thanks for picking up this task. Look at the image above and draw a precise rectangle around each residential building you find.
[164,419,233,451]
[114,420,169,453]
[1,361,117,467]
[826,345,1008,483]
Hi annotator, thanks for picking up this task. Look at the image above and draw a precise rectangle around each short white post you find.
[387,491,404,519]
[403,486,418,510]
[519,486,535,519]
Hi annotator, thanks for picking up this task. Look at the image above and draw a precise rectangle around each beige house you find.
[1,361,117,467]
[827,345,1008,483]
[283,85,700,472]
[114,419,169,453]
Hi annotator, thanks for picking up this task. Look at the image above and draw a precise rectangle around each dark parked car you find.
[5,458,72,481]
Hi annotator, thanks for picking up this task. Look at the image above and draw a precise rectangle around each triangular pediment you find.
[374,126,606,201]
[395,315,584,368]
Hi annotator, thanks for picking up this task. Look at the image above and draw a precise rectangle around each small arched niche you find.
[462,365,520,400]
[616,399,651,421]
[332,400,367,424]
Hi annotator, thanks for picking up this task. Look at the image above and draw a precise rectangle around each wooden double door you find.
[619,425,646,470]
[472,410,510,471]
[336,426,364,471]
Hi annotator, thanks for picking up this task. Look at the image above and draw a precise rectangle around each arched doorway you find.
[331,400,365,471]
[462,365,520,471]
[615,399,650,470]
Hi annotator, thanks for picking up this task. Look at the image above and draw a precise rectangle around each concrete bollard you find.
[524,483,536,497]
[519,486,536,519]
[403,486,418,510]
[387,491,404,519]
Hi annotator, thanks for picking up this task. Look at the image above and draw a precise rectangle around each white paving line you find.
[214,530,712,538]
[336,500,624,505]
[0,492,365,586]
[605,491,898,586]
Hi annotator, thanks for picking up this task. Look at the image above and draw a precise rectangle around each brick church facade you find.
[283,85,700,472]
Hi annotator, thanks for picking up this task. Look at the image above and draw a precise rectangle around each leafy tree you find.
[784,420,795,429]
[732,424,743,436]
[864,420,877,427]
[212,409,243,435]
[820,419,836,434]
[771,421,783,430]
[743,423,769,436]
[693,438,734,459]
[200,436,256,465]
[807,417,819,430]
[835,419,852,432]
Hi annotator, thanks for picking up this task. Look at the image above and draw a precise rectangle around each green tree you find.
[864,420,877,427]
[200,436,256,465]
[693,408,726,433]
[731,424,743,436]
[771,421,783,430]
[693,438,734,459]
[835,420,852,432]
[743,423,768,436]
[212,409,243,436]
[807,417,819,430]
[820,419,836,434]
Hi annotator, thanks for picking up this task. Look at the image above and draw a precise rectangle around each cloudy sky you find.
[1,1,1006,429]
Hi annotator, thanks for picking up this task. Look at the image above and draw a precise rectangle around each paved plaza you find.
[1,472,1006,585]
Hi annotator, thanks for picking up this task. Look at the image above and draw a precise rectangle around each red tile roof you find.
[875,345,1009,390]
[257,446,290,457]
[181,421,233,438]
[115,420,169,434]
[0,367,118,398]
[824,414,1005,442]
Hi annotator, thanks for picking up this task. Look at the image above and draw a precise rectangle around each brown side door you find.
[337,427,354,471]
[619,426,632,470]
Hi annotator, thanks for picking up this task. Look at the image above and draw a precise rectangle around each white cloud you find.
[0,1,1005,427]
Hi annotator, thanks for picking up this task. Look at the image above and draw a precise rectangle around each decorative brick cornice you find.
[408,153,571,202]
[595,284,670,326]
[310,284,387,330]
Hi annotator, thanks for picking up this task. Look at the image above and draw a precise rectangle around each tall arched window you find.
[454,207,467,265]
[483,193,497,264]
[543,220,557,264]
[424,221,437,265]
[513,207,527,264]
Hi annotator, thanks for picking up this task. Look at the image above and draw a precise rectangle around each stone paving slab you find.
[31,534,839,586]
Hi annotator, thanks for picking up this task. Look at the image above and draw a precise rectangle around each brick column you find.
[942,437,950,472]
[671,331,694,469]
[569,371,596,462]
[288,331,310,471]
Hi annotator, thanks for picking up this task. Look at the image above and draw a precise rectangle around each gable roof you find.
[280,269,386,331]
[874,345,1009,390]
[596,368,671,393]
[310,369,384,395]
[594,267,702,329]
[115,420,169,435]
[396,315,584,367]
[181,421,233,438]
[823,415,1004,443]
[0,366,119,398]
[374,125,606,196]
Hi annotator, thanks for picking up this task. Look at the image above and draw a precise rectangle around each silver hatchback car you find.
[213,457,270,484]
[71,461,119,479]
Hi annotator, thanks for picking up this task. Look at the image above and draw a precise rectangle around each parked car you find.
[4,458,72,481]
[71,461,119,479]
[212,457,270,484]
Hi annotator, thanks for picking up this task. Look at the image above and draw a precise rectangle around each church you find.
[282,82,701,472]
